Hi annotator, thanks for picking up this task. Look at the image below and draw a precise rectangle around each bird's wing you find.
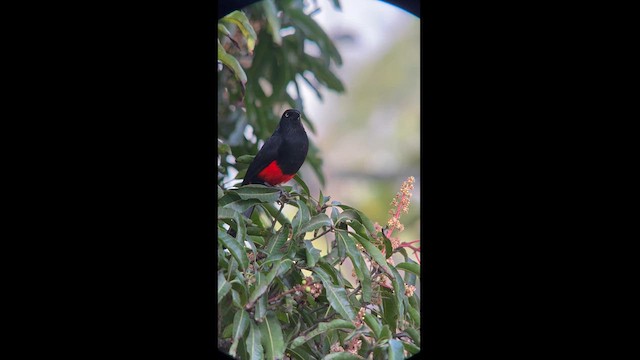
[242,133,282,185]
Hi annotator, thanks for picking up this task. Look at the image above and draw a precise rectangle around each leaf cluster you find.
[218,176,420,359]
[218,0,346,187]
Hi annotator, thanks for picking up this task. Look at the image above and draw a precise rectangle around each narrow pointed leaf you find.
[290,319,355,349]
[389,266,406,322]
[223,198,262,213]
[304,240,321,268]
[218,272,231,304]
[378,324,392,342]
[218,229,249,271]
[259,312,285,360]
[249,260,289,308]
[229,310,250,357]
[381,288,398,334]
[246,321,264,360]
[220,10,257,52]
[407,306,420,327]
[292,174,310,198]
[351,232,392,275]
[337,230,371,302]
[265,227,290,256]
[297,213,332,236]
[262,0,282,45]
[396,262,420,277]
[288,345,316,360]
[388,339,404,360]
[254,293,267,321]
[291,200,310,236]
[322,353,362,360]
[262,202,291,226]
[312,267,356,321]
[405,327,420,347]
[234,185,282,202]
[336,205,376,236]
[363,313,382,339]
[402,340,421,355]
[218,39,247,84]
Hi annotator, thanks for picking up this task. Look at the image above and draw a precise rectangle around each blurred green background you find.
[295,0,420,263]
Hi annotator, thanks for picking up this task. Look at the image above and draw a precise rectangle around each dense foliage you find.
[218,1,420,359]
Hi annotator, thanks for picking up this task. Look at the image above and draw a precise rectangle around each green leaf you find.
[378,324,392,342]
[218,229,249,271]
[231,289,245,309]
[297,213,332,236]
[218,208,247,248]
[218,272,231,304]
[304,240,321,268]
[351,232,392,275]
[305,55,345,92]
[234,185,282,202]
[264,226,290,256]
[336,205,377,236]
[402,340,421,355]
[389,266,406,323]
[312,266,356,321]
[287,8,342,66]
[259,312,285,360]
[363,313,382,339]
[317,261,343,287]
[345,220,371,243]
[388,339,404,360]
[246,321,264,360]
[337,230,371,302]
[396,262,420,277]
[236,154,255,164]
[289,319,355,349]
[248,271,269,307]
[267,259,293,284]
[263,202,292,226]
[222,322,234,339]
[262,0,282,45]
[335,228,346,259]
[221,10,257,53]
[291,200,311,237]
[383,234,393,259]
[229,310,250,357]
[322,352,362,360]
[249,259,289,310]
[223,198,262,213]
[292,173,311,198]
[407,306,420,327]
[334,209,359,226]
[287,344,317,360]
[218,23,231,37]
[254,292,267,321]
[405,327,420,347]
[218,39,247,84]
[217,207,238,220]
[218,192,241,208]
[381,288,398,334]
[217,185,225,200]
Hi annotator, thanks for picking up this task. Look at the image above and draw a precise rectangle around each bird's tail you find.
[226,205,256,237]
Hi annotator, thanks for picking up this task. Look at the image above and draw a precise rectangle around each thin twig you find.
[269,201,286,233]
[309,227,333,241]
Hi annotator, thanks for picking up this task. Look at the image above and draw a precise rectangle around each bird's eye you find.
[284,112,290,118]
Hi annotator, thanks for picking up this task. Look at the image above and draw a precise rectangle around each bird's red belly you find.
[258,160,294,185]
